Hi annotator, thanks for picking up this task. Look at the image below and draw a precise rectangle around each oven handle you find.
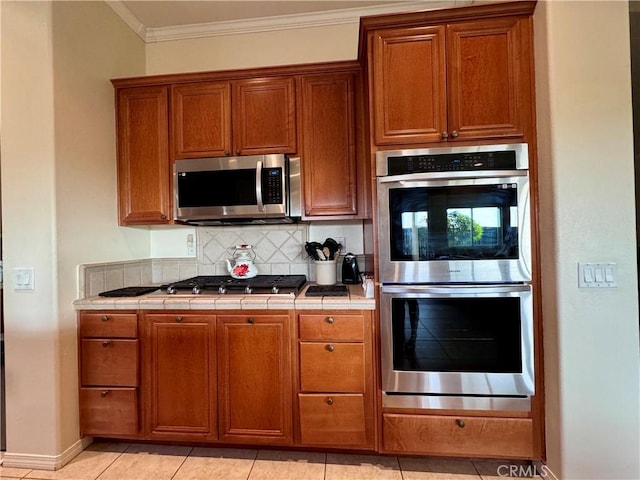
[380,284,531,295]
[377,169,526,183]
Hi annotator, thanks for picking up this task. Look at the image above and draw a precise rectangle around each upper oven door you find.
[174,154,287,221]
[377,172,531,284]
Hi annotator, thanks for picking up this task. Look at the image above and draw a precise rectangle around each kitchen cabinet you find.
[299,72,357,218]
[78,312,140,437]
[382,413,534,459]
[116,86,171,225]
[369,15,534,146]
[297,312,375,449]
[217,313,293,445]
[171,76,297,159]
[142,313,217,441]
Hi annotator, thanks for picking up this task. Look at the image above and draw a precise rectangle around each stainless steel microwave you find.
[174,154,301,225]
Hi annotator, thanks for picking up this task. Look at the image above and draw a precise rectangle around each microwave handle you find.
[256,160,264,212]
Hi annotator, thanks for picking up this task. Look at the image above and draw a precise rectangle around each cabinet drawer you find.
[80,387,138,436]
[383,413,534,458]
[80,313,138,338]
[299,314,364,341]
[81,339,138,386]
[300,342,364,392]
[299,394,366,446]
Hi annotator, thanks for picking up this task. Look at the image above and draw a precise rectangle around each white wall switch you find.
[186,233,196,256]
[578,262,617,288]
[13,267,35,291]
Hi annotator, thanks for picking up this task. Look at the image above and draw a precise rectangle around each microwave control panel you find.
[262,168,283,204]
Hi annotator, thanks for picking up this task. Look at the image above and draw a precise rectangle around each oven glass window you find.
[389,184,519,261]
[391,297,522,373]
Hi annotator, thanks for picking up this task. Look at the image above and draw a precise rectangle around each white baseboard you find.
[534,460,560,480]
[2,436,92,470]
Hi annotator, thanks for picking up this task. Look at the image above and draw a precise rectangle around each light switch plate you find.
[578,262,617,288]
[13,267,35,291]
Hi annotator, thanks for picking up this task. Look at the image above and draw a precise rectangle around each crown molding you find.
[107,1,471,43]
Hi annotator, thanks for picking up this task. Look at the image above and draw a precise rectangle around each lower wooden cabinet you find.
[297,311,375,450]
[79,387,138,436]
[143,313,217,441]
[217,314,293,445]
[382,413,534,459]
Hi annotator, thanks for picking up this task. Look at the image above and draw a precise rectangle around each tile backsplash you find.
[196,224,309,277]
[79,223,368,298]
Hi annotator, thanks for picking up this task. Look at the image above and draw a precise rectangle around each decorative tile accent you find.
[197,224,310,278]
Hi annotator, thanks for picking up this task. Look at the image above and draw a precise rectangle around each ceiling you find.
[107,0,472,42]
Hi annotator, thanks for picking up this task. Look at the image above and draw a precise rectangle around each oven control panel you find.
[387,151,517,175]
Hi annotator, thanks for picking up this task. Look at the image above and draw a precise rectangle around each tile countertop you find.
[73,284,376,311]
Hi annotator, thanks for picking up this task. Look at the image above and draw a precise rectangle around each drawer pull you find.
[326,344,335,352]
[247,317,255,324]
[326,397,334,406]
[101,391,109,397]
[456,419,466,428]
[175,316,183,322]
[326,317,335,324]
[102,340,111,347]
[101,315,109,322]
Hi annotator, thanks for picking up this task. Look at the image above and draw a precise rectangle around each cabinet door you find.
[143,314,217,440]
[116,86,171,225]
[233,77,297,156]
[372,26,447,145]
[301,73,357,217]
[446,17,528,142]
[171,82,232,158]
[217,314,293,444]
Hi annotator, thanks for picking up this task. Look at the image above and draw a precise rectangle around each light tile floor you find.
[0,442,541,480]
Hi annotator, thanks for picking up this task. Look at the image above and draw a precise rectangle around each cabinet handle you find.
[326,317,335,324]
[175,316,183,322]
[236,149,241,155]
[247,317,255,324]
[101,315,109,322]
[456,419,465,428]
[326,397,334,406]
[102,340,110,347]
[441,132,449,139]
[451,130,459,138]
[224,150,230,156]
[325,344,335,352]
[160,214,167,220]
[101,391,109,397]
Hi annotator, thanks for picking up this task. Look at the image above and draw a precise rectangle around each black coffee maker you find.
[341,253,361,284]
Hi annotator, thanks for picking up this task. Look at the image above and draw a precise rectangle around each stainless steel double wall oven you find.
[376,144,534,411]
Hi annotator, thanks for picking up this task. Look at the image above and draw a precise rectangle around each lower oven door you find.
[380,284,534,402]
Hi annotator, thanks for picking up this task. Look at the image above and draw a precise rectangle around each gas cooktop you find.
[162,275,307,295]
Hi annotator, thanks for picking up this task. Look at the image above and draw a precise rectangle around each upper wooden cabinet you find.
[368,14,534,146]
[300,72,357,218]
[172,76,297,159]
[116,86,171,225]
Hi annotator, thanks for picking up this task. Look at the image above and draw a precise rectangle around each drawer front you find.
[80,313,138,338]
[299,394,367,446]
[299,314,364,341]
[81,339,139,386]
[300,342,364,392]
[80,387,138,436]
[383,413,534,458]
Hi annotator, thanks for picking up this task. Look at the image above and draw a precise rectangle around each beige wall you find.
[534,1,640,479]
[1,0,147,460]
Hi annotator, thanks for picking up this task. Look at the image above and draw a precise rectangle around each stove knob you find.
[192,286,201,295]
[166,286,177,295]
[245,286,252,294]
[271,285,279,294]
[218,285,227,295]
